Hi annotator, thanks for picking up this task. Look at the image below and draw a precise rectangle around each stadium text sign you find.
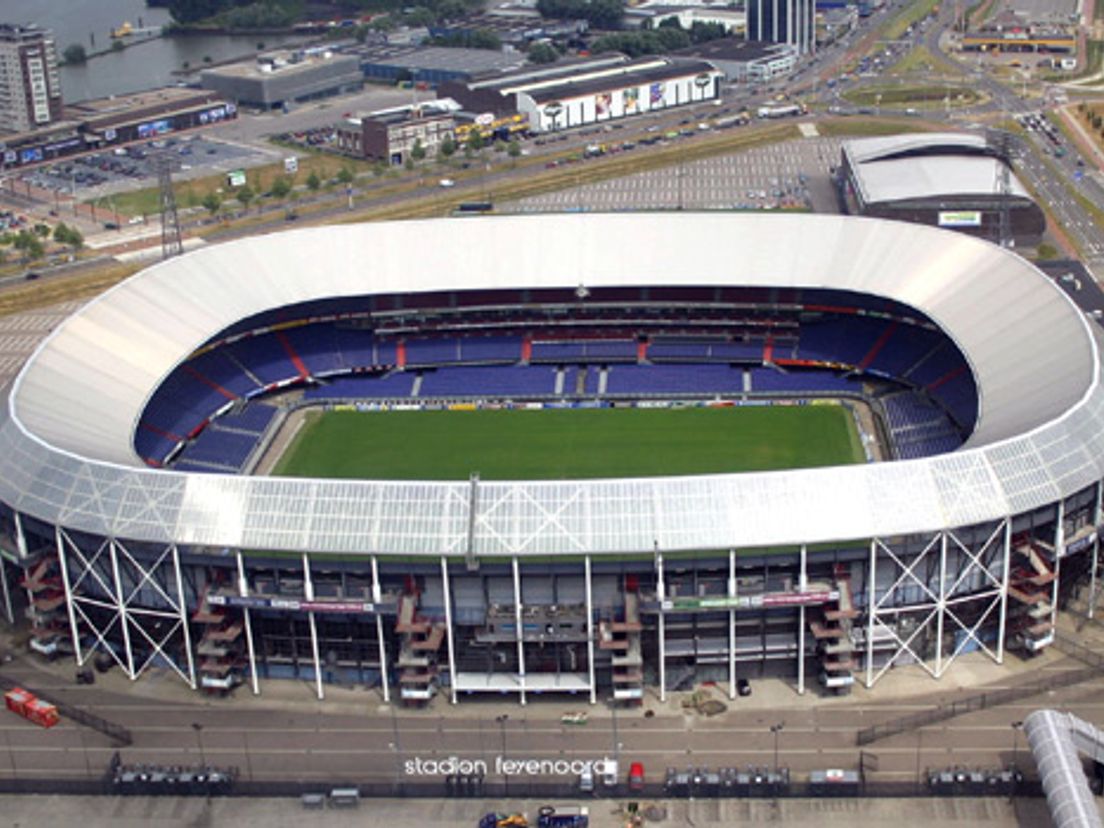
[937,210,982,228]
[404,756,618,777]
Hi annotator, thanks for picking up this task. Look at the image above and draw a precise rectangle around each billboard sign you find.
[938,210,982,228]
[227,169,247,187]
[284,156,298,174]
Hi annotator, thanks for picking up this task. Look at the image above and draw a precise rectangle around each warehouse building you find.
[200,49,363,110]
[837,132,1046,248]
[354,45,527,86]
[439,55,722,133]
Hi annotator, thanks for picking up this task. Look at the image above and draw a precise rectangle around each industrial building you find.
[354,45,527,86]
[335,100,459,165]
[439,55,722,133]
[676,38,798,82]
[837,132,1046,247]
[0,213,1100,710]
[746,0,816,54]
[0,23,62,133]
[0,87,234,170]
[200,49,363,110]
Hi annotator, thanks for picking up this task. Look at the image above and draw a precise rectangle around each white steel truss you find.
[865,521,1009,688]
[56,528,195,688]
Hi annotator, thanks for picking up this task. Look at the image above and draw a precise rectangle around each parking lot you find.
[505,137,842,214]
[16,135,271,200]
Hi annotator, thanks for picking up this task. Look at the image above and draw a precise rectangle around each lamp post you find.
[1010,720,1023,803]
[242,730,254,783]
[191,722,206,768]
[496,714,509,795]
[770,722,784,771]
[1010,720,1023,770]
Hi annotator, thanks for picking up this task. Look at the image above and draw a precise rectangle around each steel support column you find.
[302,552,324,701]
[798,543,807,696]
[236,551,260,696]
[1090,482,1102,619]
[171,545,196,690]
[935,532,947,677]
[512,556,526,705]
[55,527,84,667]
[997,519,1012,664]
[0,552,12,625]
[1052,501,1064,632]
[371,556,390,703]
[585,555,596,705]
[865,538,876,689]
[441,556,459,705]
[13,512,27,560]
[109,540,136,680]
[657,552,666,703]
[728,549,737,701]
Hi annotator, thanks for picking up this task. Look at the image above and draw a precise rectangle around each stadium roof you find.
[842,132,1032,205]
[844,132,991,164]
[851,155,1032,204]
[2,213,1102,557]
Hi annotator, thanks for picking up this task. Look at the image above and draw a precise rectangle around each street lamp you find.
[770,722,784,771]
[496,714,509,795]
[191,722,207,768]
[1010,720,1024,803]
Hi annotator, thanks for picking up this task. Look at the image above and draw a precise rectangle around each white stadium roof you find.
[842,132,1032,205]
[852,156,1032,205]
[1,213,1102,557]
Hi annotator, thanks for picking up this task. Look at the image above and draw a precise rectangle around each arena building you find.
[837,132,1047,248]
[0,213,1101,708]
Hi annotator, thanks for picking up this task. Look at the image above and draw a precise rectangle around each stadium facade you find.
[0,213,1102,707]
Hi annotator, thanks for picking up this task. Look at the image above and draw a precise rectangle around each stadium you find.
[0,212,1102,708]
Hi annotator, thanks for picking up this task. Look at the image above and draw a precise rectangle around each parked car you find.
[737,678,751,697]
[628,761,645,792]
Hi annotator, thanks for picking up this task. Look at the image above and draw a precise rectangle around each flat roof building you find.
[837,132,1045,247]
[200,49,363,110]
[676,38,797,81]
[354,45,527,86]
[335,100,459,165]
[0,23,62,133]
[439,54,722,132]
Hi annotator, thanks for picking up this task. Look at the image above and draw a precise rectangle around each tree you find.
[438,136,456,161]
[336,166,355,185]
[306,171,321,191]
[411,139,427,162]
[13,230,44,262]
[235,185,255,211]
[508,138,522,159]
[270,177,292,199]
[167,0,225,24]
[62,44,87,65]
[528,42,559,64]
[33,223,50,238]
[53,223,83,250]
[201,192,221,217]
[466,131,485,154]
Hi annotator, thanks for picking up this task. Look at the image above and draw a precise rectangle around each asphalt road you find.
[1,641,1101,789]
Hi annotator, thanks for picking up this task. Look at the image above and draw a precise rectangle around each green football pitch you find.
[272,406,865,481]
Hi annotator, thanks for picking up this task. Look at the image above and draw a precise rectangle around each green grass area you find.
[272,406,864,482]
[841,84,981,108]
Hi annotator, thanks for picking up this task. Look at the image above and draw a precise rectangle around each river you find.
[4,0,303,103]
